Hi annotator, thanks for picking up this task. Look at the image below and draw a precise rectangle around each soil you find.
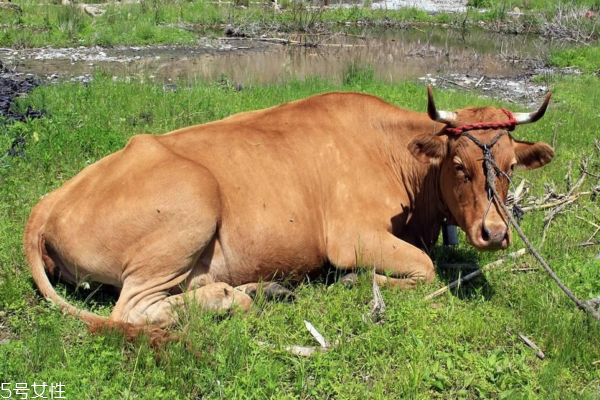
[0,61,44,124]
[0,26,566,105]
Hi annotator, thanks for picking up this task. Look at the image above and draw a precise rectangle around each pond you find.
[1,26,564,85]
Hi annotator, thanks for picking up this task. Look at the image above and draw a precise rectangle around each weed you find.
[55,4,86,41]
[343,61,375,85]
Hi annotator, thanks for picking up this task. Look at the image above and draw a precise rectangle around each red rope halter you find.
[445,109,517,135]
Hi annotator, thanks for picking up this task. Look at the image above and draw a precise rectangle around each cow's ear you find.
[514,139,554,170]
[408,134,446,163]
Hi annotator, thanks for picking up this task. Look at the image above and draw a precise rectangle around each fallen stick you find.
[520,192,590,212]
[511,267,537,273]
[518,333,545,359]
[575,215,600,229]
[304,321,329,348]
[540,199,574,246]
[552,118,561,149]
[362,268,386,323]
[255,341,328,357]
[424,249,526,300]
[256,319,334,357]
[588,296,600,309]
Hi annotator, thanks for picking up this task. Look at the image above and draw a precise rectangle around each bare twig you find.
[511,267,538,273]
[579,241,599,247]
[424,249,527,300]
[255,341,328,357]
[304,321,329,348]
[518,333,545,359]
[256,319,333,357]
[575,215,600,229]
[520,192,591,212]
[552,118,561,149]
[587,296,600,309]
[540,199,574,246]
[370,268,386,318]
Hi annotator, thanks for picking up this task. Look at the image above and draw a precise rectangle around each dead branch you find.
[424,249,527,300]
[304,321,329,348]
[521,192,591,212]
[255,340,329,357]
[588,296,600,309]
[552,118,561,149]
[370,269,385,318]
[575,215,600,229]
[540,199,575,246]
[511,267,538,273]
[518,333,545,359]
[362,269,385,323]
[256,319,333,357]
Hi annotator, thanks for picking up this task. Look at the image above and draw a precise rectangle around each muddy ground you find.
[0,26,576,108]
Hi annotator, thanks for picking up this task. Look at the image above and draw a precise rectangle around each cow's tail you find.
[24,196,107,326]
[23,196,176,348]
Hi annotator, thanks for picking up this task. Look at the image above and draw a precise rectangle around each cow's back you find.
[152,93,429,281]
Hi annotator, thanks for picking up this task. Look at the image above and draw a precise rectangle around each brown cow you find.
[24,87,554,332]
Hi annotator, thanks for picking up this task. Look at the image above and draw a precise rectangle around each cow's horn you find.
[427,85,457,125]
[513,93,552,125]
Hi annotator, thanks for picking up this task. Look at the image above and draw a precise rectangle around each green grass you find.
[549,45,600,73]
[1,0,598,48]
[0,69,599,398]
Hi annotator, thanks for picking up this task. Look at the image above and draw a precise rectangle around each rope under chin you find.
[446,110,600,323]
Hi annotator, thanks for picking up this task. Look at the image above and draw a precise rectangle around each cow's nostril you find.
[481,225,490,242]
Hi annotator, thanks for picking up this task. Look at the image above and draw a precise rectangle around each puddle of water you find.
[1,27,559,85]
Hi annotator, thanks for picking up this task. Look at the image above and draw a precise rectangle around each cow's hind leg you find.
[132,283,254,328]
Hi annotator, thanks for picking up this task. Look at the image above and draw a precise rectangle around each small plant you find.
[467,0,491,7]
[56,5,86,41]
[343,61,375,85]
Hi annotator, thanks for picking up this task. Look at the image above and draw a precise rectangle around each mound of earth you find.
[0,60,44,123]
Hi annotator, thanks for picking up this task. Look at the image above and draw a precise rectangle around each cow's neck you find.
[382,116,451,250]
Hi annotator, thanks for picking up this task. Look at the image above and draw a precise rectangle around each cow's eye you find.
[454,163,465,173]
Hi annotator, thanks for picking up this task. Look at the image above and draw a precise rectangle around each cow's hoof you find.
[263,283,296,302]
[339,273,358,288]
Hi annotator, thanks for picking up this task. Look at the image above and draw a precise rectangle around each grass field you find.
[1,0,599,48]
[0,58,599,398]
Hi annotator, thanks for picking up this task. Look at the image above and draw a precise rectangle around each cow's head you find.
[409,87,554,251]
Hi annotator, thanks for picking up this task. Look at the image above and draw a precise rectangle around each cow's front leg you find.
[328,229,435,289]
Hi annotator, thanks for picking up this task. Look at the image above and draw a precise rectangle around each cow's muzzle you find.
[468,220,510,251]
